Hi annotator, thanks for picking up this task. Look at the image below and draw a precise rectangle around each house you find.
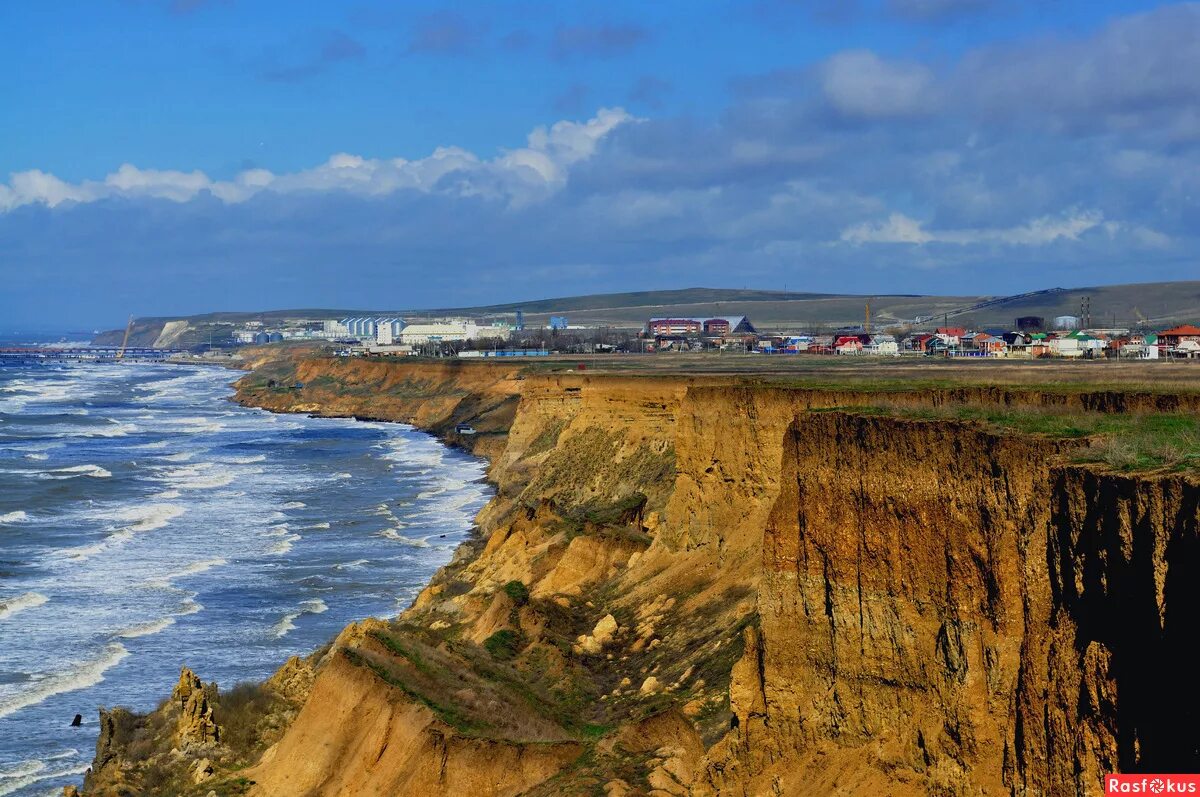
[835,335,864,355]
[909,333,937,353]
[972,334,1007,355]
[647,316,756,337]
[935,327,966,346]
[1156,324,1200,348]
[864,335,899,356]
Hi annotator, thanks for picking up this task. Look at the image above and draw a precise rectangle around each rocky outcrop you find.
[172,667,220,748]
[78,357,1200,796]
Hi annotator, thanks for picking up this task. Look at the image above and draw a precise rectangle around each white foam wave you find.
[333,559,369,571]
[160,463,236,490]
[114,617,175,639]
[161,452,193,462]
[379,529,430,547]
[268,533,301,555]
[226,454,266,464]
[103,504,186,533]
[0,760,89,797]
[306,521,331,530]
[145,558,227,588]
[0,642,129,720]
[178,597,203,615]
[272,598,328,638]
[0,592,48,621]
[283,501,306,509]
[44,464,111,479]
[0,511,28,524]
[23,452,48,461]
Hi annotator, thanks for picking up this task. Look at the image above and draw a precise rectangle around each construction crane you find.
[116,315,134,361]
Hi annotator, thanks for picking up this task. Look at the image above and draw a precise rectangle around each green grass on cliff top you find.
[850,404,1200,473]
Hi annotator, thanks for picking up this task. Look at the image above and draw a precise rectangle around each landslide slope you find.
[77,358,1200,797]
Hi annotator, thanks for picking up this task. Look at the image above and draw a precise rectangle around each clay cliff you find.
[76,357,1200,796]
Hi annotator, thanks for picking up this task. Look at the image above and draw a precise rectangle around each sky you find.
[1,0,1198,329]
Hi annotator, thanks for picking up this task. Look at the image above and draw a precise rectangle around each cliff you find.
[77,357,1200,796]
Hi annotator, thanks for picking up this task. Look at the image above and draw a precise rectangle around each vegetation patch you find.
[844,404,1200,472]
[484,629,523,660]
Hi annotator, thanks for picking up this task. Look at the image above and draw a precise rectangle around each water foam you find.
[114,617,175,639]
[0,592,48,621]
[272,598,328,638]
[379,529,430,547]
[0,642,129,720]
[0,511,28,524]
[44,464,111,479]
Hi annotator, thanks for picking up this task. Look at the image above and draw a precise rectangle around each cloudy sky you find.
[2,1,1197,329]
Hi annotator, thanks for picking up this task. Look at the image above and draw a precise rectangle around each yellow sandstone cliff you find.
[77,357,1200,796]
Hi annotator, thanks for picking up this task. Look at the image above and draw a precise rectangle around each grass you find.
[848,404,1200,473]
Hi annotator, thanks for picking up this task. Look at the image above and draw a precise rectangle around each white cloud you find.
[839,209,1150,246]
[0,108,635,213]
[820,50,936,119]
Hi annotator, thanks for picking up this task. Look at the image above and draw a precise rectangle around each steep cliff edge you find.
[77,358,1200,796]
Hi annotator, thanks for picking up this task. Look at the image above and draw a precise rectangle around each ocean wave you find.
[378,529,430,547]
[226,454,266,464]
[23,452,49,461]
[0,592,48,621]
[0,759,89,797]
[333,559,369,571]
[0,510,28,523]
[159,462,236,490]
[283,501,306,509]
[331,472,352,480]
[103,504,186,533]
[272,598,328,638]
[160,452,193,462]
[0,642,129,720]
[306,521,331,530]
[82,421,137,438]
[114,617,175,639]
[267,533,301,555]
[43,464,111,479]
[178,597,203,616]
[145,558,227,588]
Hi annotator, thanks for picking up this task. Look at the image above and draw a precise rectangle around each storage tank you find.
[1053,315,1079,330]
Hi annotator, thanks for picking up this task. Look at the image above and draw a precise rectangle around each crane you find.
[116,315,134,361]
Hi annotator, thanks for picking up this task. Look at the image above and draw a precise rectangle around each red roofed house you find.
[1159,325,1200,346]
[935,327,966,346]
[835,335,864,354]
[1160,324,1200,357]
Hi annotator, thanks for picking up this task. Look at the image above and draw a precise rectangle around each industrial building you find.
[399,320,512,345]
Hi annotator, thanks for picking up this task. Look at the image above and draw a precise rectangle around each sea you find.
[0,360,492,796]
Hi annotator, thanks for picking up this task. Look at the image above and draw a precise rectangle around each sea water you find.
[0,363,491,796]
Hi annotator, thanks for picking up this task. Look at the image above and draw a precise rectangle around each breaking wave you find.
[0,592,48,621]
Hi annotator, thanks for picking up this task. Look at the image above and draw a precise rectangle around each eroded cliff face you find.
[78,358,1200,797]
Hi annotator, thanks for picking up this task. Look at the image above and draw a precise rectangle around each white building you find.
[400,321,511,345]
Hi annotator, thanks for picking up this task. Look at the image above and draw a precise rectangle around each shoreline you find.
[72,354,1200,796]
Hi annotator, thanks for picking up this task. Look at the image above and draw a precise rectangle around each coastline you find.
[74,353,1200,797]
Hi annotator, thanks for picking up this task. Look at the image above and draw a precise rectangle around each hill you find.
[91,281,1200,346]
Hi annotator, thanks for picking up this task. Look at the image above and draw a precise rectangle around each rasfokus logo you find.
[1106,775,1200,794]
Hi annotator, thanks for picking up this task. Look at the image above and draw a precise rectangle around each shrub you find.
[502,580,530,606]
[483,629,522,661]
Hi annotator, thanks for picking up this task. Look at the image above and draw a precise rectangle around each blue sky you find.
[1,0,1197,329]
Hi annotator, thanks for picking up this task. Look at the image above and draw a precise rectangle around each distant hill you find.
[92,281,1200,346]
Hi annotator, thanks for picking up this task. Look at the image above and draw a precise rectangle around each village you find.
[646,314,1200,360]
[218,310,1200,362]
